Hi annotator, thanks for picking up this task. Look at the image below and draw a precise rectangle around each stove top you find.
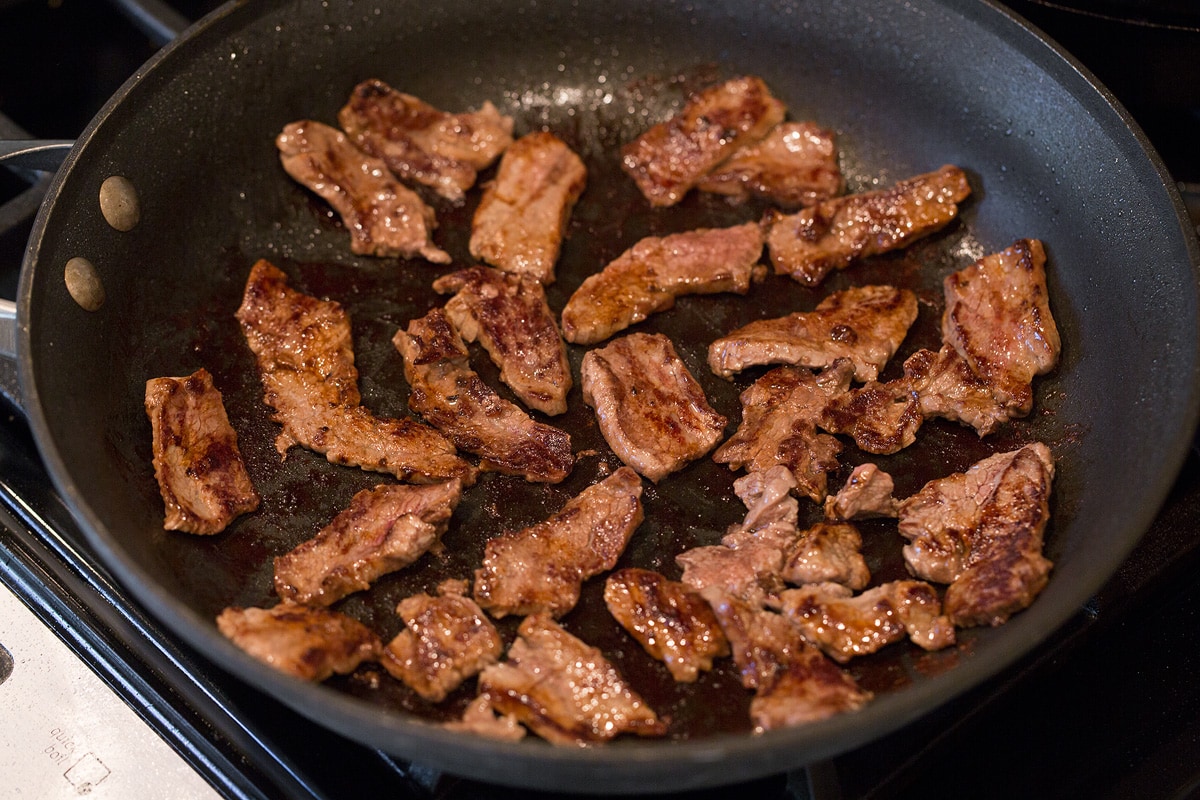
[2,2,1199,798]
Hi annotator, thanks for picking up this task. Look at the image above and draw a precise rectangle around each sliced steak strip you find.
[381,579,504,703]
[897,442,1055,627]
[765,164,971,286]
[621,75,786,207]
[696,121,844,208]
[393,307,574,483]
[779,580,955,663]
[942,239,1061,416]
[903,345,1012,436]
[445,696,527,741]
[604,567,730,683]
[275,120,450,263]
[338,78,514,203]
[236,260,476,485]
[779,521,871,591]
[473,466,644,619]
[145,368,260,535]
[560,222,765,345]
[216,602,381,682]
[712,360,854,502]
[708,284,918,382]
[700,588,872,731]
[469,131,586,285]
[273,479,463,607]
[433,266,572,416]
[477,614,667,745]
[818,376,924,455]
[581,332,727,482]
[823,463,900,521]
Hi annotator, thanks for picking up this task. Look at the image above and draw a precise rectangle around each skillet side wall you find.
[16,0,1200,791]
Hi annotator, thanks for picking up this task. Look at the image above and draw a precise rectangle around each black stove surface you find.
[2,2,1200,799]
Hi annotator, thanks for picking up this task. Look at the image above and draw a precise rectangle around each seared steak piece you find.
[469,131,587,285]
[477,614,667,745]
[621,75,785,207]
[275,120,450,263]
[581,332,727,482]
[145,368,260,535]
[338,78,514,203]
[721,467,870,591]
[696,121,844,208]
[823,463,900,521]
[473,466,644,619]
[898,443,1055,627]
[722,466,803,553]
[818,376,924,455]
[433,266,572,416]
[701,588,871,730]
[780,521,871,591]
[394,307,574,483]
[903,345,1012,436]
[604,568,730,683]
[677,543,785,609]
[942,239,1061,416]
[216,602,381,682]
[273,479,463,607]
[779,580,955,663]
[712,361,854,502]
[708,284,918,382]
[560,222,765,345]
[446,696,526,741]
[381,579,504,702]
[765,164,971,286]
[237,261,476,485]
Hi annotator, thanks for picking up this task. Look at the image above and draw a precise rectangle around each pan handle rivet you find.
[64,257,106,312]
[99,175,140,232]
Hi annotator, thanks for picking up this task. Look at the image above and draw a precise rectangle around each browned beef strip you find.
[677,543,785,609]
[897,443,1055,627]
[604,567,730,683]
[393,307,574,483]
[380,579,504,702]
[581,332,727,482]
[779,580,955,664]
[216,602,381,682]
[696,121,844,208]
[700,588,871,731]
[621,76,786,207]
[273,479,463,607]
[823,463,900,521]
[477,614,667,745]
[708,284,918,382]
[473,466,644,619]
[236,260,476,485]
[560,222,766,345]
[722,466,804,553]
[338,78,514,203]
[765,164,971,286]
[469,131,586,285]
[780,522,871,591]
[942,239,1061,416]
[903,345,1012,436]
[275,120,450,263]
[145,368,260,535]
[445,696,527,741]
[433,266,572,416]
[818,376,924,455]
[719,467,870,590]
[712,360,854,502]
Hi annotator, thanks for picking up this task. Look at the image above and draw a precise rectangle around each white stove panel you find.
[0,580,222,800]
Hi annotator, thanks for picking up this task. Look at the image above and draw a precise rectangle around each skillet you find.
[2,0,1199,792]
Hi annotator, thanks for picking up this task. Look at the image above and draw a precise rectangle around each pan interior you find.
[18,0,1200,791]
